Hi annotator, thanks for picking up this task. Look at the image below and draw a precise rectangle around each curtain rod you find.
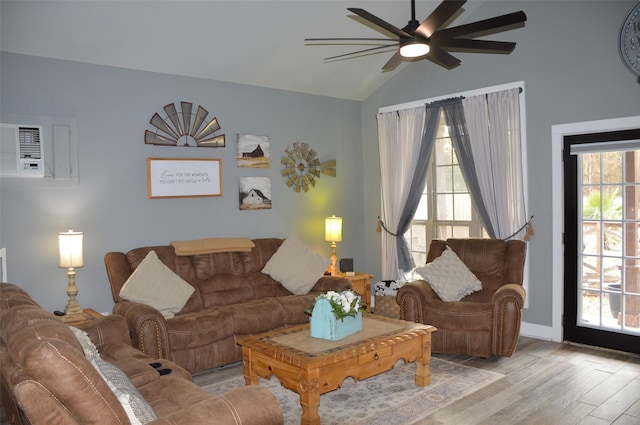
[378,81,524,114]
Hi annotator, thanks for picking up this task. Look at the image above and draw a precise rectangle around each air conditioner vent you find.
[0,124,44,177]
[19,127,42,159]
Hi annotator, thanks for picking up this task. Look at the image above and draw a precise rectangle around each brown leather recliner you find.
[397,238,526,358]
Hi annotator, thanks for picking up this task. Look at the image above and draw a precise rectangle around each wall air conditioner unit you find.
[0,124,45,177]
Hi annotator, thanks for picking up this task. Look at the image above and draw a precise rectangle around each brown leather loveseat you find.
[0,282,283,425]
[104,238,352,373]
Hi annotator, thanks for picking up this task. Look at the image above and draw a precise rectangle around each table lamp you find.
[58,229,84,314]
[325,215,342,276]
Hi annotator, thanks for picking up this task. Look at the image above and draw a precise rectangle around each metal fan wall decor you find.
[145,102,225,147]
[305,0,527,71]
[281,142,336,193]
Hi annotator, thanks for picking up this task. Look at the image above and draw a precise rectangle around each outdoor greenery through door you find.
[564,128,640,354]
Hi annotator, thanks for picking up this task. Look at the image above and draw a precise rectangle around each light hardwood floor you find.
[191,336,640,425]
[2,337,638,425]
[423,337,640,425]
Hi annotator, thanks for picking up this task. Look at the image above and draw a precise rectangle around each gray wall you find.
[362,0,640,328]
[0,53,363,313]
[2,1,640,333]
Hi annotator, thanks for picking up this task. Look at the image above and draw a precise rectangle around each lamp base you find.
[65,301,83,315]
[65,268,83,315]
[329,242,338,276]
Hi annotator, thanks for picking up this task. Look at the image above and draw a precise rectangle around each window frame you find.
[405,110,486,266]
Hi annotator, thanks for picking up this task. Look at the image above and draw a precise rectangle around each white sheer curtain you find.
[462,88,527,239]
[378,107,426,279]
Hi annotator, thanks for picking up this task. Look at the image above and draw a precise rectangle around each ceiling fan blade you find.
[323,45,398,61]
[431,39,516,53]
[416,0,466,38]
[305,37,397,43]
[431,11,527,41]
[427,46,461,69]
[347,8,411,39]
[382,51,403,71]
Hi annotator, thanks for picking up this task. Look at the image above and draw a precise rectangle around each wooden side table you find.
[58,308,104,327]
[337,272,374,310]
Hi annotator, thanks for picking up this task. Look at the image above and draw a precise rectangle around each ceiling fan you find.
[305,0,527,71]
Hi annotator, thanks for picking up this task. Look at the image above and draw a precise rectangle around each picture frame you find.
[237,134,270,168]
[239,176,271,210]
[147,158,222,199]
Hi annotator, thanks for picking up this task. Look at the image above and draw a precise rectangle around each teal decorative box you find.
[310,298,362,340]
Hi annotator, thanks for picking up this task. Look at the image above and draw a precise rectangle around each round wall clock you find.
[619,2,640,76]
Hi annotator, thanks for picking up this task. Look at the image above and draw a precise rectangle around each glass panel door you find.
[563,128,640,354]
[577,150,640,336]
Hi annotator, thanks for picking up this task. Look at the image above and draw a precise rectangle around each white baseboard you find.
[520,321,557,341]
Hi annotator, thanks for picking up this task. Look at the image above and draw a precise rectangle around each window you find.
[572,141,640,336]
[405,109,486,266]
[379,81,526,278]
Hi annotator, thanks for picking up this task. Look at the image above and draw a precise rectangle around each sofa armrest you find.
[80,314,132,347]
[491,283,526,357]
[397,280,440,323]
[150,385,283,425]
[113,301,170,360]
[492,283,526,306]
[310,276,353,293]
[104,251,134,303]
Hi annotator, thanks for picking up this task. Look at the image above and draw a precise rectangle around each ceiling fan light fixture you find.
[399,39,430,58]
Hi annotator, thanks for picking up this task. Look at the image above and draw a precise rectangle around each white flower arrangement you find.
[315,290,361,321]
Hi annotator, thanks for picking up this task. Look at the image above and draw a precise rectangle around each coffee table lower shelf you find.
[237,315,436,425]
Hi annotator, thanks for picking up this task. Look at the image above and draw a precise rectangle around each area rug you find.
[203,357,503,425]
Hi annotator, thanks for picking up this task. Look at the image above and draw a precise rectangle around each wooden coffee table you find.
[237,315,436,425]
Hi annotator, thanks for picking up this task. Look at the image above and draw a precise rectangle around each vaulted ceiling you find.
[1,1,488,101]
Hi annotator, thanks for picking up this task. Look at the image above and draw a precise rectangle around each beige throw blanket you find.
[170,237,256,255]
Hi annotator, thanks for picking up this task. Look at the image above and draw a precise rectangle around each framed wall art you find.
[237,134,270,168]
[239,177,271,210]
[147,158,222,199]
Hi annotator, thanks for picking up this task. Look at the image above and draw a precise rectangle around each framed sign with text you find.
[147,158,222,199]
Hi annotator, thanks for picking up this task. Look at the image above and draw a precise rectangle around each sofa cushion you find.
[165,309,235,349]
[217,298,286,334]
[261,235,330,295]
[91,357,158,425]
[274,293,318,325]
[120,250,195,319]
[414,247,482,302]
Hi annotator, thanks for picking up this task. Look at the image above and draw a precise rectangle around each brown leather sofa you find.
[0,282,283,425]
[104,238,352,373]
[397,238,527,358]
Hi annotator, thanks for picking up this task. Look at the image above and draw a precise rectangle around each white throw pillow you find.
[69,326,157,425]
[414,247,482,302]
[262,235,330,295]
[69,326,100,360]
[119,250,195,319]
[91,357,158,425]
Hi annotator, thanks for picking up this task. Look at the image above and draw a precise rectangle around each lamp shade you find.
[58,229,84,268]
[325,216,342,242]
